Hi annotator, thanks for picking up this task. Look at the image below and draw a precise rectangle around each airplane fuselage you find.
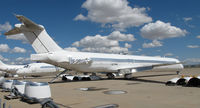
[31,50,184,74]
[0,62,64,76]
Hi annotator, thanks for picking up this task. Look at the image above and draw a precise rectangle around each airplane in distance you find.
[0,60,64,77]
[5,15,184,81]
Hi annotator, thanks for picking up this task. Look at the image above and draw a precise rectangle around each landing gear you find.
[176,71,180,75]
[124,74,132,79]
[49,69,68,83]
[107,73,115,79]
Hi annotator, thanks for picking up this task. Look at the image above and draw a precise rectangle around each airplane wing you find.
[118,62,183,74]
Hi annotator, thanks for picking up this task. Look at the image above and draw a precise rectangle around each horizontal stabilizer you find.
[4,14,62,54]
[15,15,43,30]
[4,27,21,35]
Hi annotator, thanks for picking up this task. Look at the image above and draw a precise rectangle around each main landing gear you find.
[106,73,132,79]
[124,73,132,79]
[106,73,115,79]
[176,71,180,75]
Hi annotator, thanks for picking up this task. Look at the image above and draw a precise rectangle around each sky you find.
[0,0,200,65]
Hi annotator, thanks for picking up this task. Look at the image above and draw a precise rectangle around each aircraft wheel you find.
[124,74,132,79]
[62,76,67,81]
[73,77,79,81]
[176,71,180,75]
[107,73,115,79]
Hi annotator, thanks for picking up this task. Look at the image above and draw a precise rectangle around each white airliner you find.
[0,60,64,76]
[5,15,184,79]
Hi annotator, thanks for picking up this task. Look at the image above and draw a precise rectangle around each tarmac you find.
[0,68,200,108]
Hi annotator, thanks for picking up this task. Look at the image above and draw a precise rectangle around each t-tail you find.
[0,60,8,71]
[4,15,63,54]
[0,60,6,67]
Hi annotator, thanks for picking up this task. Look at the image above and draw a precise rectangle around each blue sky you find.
[0,0,199,65]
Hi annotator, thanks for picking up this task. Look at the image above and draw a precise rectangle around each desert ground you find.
[0,68,200,108]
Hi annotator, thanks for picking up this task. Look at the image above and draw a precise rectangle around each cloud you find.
[184,58,200,65]
[196,35,200,39]
[64,47,79,52]
[73,35,119,48]
[82,47,128,54]
[0,55,9,62]
[140,20,187,40]
[142,40,162,48]
[0,44,10,52]
[6,33,29,44]
[75,0,152,30]
[0,44,27,53]
[164,53,173,57]
[0,22,12,35]
[12,47,27,53]
[15,57,31,65]
[124,43,132,48]
[107,31,135,41]
[183,17,192,22]
[74,14,88,21]
[72,31,134,53]
[187,45,199,48]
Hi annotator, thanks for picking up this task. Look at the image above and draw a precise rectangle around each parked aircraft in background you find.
[0,60,64,77]
[5,15,184,80]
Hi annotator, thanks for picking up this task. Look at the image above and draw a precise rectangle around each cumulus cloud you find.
[74,14,88,21]
[12,47,27,53]
[196,35,200,39]
[6,33,29,44]
[187,45,199,48]
[0,22,12,35]
[164,53,173,57]
[107,31,135,41]
[72,31,134,54]
[0,44,10,52]
[74,0,152,30]
[140,20,187,40]
[82,47,129,54]
[64,47,79,52]
[0,55,9,62]
[142,40,162,48]
[15,57,31,65]
[0,44,27,53]
[73,35,119,48]
[183,17,192,22]
[184,58,200,65]
[124,43,132,48]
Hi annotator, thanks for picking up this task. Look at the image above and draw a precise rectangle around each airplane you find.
[0,60,64,77]
[4,15,184,81]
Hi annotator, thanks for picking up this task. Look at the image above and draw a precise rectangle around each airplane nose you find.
[179,64,184,69]
[174,59,184,69]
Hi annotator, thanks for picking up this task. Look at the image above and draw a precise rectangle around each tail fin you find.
[4,15,62,54]
[0,60,6,66]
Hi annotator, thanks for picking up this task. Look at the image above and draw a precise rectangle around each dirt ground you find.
[0,68,200,108]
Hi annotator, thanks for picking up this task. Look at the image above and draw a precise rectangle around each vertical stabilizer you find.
[4,15,63,54]
[0,60,7,71]
[0,60,6,66]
